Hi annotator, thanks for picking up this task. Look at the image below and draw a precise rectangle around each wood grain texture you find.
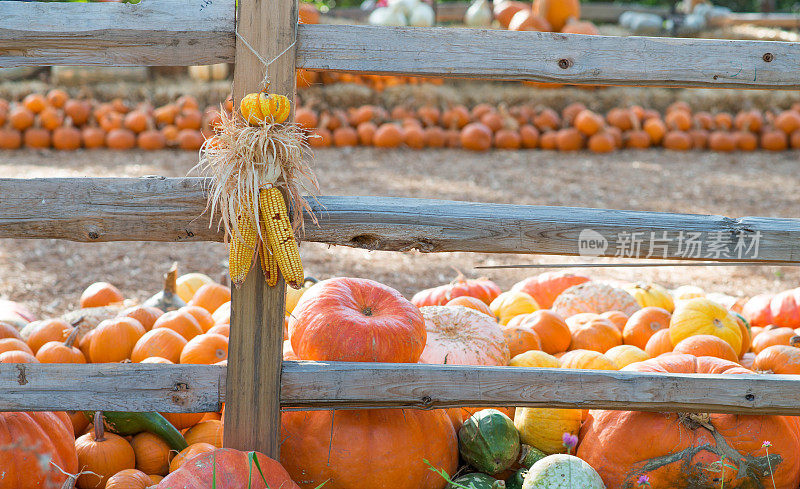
[0,363,224,412]
[7,361,800,416]
[0,0,235,67]
[223,0,296,457]
[297,24,800,89]
[281,361,800,415]
[2,178,799,263]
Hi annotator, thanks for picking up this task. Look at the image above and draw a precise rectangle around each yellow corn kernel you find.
[228,208,258,286]
[259,187,303,289]
[259,242,279,287]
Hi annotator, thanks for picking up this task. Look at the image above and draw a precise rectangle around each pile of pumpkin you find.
[5,266,800,488]
[0,91,225,151]
[491,0,598,36]
[299,100,800,151]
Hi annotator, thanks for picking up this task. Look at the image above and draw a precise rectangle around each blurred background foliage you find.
[15,0,800,14]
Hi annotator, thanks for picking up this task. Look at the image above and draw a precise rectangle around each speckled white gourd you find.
[522,454,605,489]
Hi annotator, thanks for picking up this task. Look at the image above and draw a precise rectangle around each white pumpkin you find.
[523,454,605,489]
[465,0,492,26]
[368,4,407,26]
[408,2,435,27]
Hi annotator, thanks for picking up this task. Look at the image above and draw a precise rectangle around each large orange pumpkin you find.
[565,313,622,353]
[160,448,299,489]
[552,282,640,318]
[769,288,800,328]
[623,306,671,350]
[419,305,509,365]
[511,271,590,309]
[0,411,78,489]
[290,278,426,363]
[281,409,457,489]
[578,354,800,489]
[644,328,673,357]
[501,323,541,357]
[412,275,501,307]
[669,298,742,355]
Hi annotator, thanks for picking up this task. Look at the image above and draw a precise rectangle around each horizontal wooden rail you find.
[3,8,800,89]
[4,362,800,415]
[297,24,800,89]
[0,0,235,67]
[2,177,799,263]
[0,363,224,412]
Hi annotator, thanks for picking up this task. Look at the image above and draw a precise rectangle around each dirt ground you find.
[2,147,799,318]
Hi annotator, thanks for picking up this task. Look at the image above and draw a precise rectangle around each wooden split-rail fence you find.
[2,0,800,457]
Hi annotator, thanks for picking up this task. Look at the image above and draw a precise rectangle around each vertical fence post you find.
[224,0,297,456]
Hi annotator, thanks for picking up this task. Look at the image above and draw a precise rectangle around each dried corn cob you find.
[259,242,279,287]
[259,186,303,289]
[229,207,258,286]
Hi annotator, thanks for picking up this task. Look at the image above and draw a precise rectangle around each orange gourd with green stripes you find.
[239,91,291,125]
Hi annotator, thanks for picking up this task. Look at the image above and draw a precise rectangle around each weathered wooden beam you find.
[223,0,295,458]
[281,362,800,415]
[297,24,800,89]
[0,0,235,67]
[0,364,224,412]
[2,177,799,263]
[6,362,800,416]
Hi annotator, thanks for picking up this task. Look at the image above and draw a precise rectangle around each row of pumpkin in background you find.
[0,92,222,151]
[4,269,800,488]
[297,100,800,151]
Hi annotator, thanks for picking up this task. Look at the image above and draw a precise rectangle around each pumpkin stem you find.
[164,262,179,296]
[92,411,106,442]
[63,326,81,349]
[790,335,800,348]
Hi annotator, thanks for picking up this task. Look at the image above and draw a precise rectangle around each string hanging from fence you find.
[234,26,297,91]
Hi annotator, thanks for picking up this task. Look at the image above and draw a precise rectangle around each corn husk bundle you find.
[194,105,318,289]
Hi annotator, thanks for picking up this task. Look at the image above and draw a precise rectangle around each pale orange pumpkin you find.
[118,305,164,331]
[131,431,172,476]
[501,324,542,357]
[565,313,623,353]
[178,305,215,332]
[672,334,739,362]
[600,311,629,332]
[419,306,510,366]
[552,282,640,318]
[751,326,796,354]
[644,328,674,357]
[623,307,672,350]
[80,282,124,308]
[105,469,152,489]
[169,443,217,473]
[559,349,618,370]
[534,0,580,31]
[516,310,571,354]
[188,283,231,313]
[604,345,649,369]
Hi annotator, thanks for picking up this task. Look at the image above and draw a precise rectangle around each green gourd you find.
[84,411,187,451]
[518,444,547,468]
[449,473,506,489]
[458,409,521,474]
[505,469,527,489]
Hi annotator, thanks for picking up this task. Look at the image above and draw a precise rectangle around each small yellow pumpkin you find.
[490,291,540,326]
[514,407,582,454]
[669,297,742,354]
[240,90,291,125]
[624,283,675,313]
[176,273,214,303]
[285,277,318,316]
[604,344,649,369]
[509,350,559,368]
